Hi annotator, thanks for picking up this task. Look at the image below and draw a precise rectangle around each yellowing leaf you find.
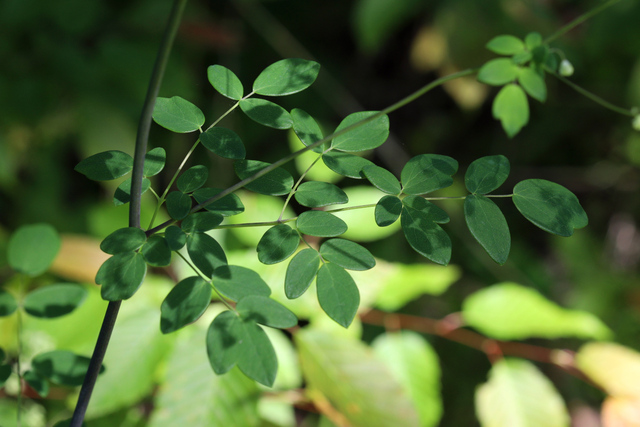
[576,342,640,398]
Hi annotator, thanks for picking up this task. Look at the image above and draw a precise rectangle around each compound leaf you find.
[32,350,104,387]
[320,238,375,271]
[186,233,227,278]
[486,35,525,55]
[23,283,88,319]
[492,84,529,138]
[211,265,271,302]
[464,195,511,265]
[362,165,401,194]
[295,181,348,207]
[316,263,359,328]
[477,58,520,86]
[297,211,348,237]
[200,127,246,160]
[100,227,147,255]
[153,96,204,133]
[75,150,133,181]
[166,191,192,220]
[192,188,245,217]
[331,111,389,152]
[8,223,61,276]
[97,251,147,301]
[177,165,208,194]
[143,147,166,177]
[234,159,294,196]
[375,195,403,227]
[285,248,320,299]
[160,276,211,334]
[257,224,300,265]
[291,108,325,153]
[239,98,293,129]
[237,295,298,329]
[322,151,375,178]
[401,154,458,195]
[208,65,244,100]
[465,155,510,194]
[140,235,172,267]
[253,58,320,96]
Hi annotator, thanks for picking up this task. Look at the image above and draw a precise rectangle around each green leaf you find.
[237,295,297,329]
[512,50,533,65]
[462,282,612,340]
[166,191,192,220]
[181,212,224,233]
[0,289,18,317]
[401,154,458,195]
[322,151,375,178]
[177,165,208,193]
[140,235,172,267]
[186,233,227,278]
[320,238,376,271]
[200,127,246,160]
[234,159,294,196]
[512,179,588,236]
[0,364,11,388]
[531,45,548,66]
[100,227,147,254]
[331,111,389,152]
[253,58,320,96]
[486,35,525,55]
[464,195,511,265]
[236,320,278,387]
[492,84,529,138]
[477,58,520,86]
[152,96,205,133]
[297,211,348,237]
[525,32,543,50]
[113,177,151,206]
[8,223,61,276]
[192,188,245,216]
[96,251,147,301]
[465,155,510,194]
[208,64,244,100]
[402,195,449,223]
[23,370,49,397]
[164,225,186,251]
[375,195,403,227]
[32,350,104,386]
[294,181,348,207]
[291,108,325,153]
[518,67,547,102]
[212,265,271,302]
[285,248,320,299]
[257,224,300,265]
[143,147,166,177]
[23,283,88,318]
[476,359,570,427]
[207,311,244,375]
[362,165,401,194]
[160,276,211,334]
[75,150,133,181]
[575,342,640,398]
[239,98,293,129]
[372,331,442,427]
[316,263,360,328]
[401,202,451,265]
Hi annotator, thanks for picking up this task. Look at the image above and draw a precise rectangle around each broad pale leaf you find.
[211,265,271,302]
[239,98,293,129]
[234,159,294,196]
[201,127,246,160]
[492,84,529,138]
[576,342,640,398]
[285,248,320,299]
[96,251,147,301]
[375,195,403,227]
[23,283,88,319]
[140,235,171,267]
[518,67,547,102]
[160,276,211,334]
[320,238,375,271]
[477,58,520,86]
[401,154,458,195]
[362,164,401,195]
[143,147,166,177]
[464,195,511,265]
[208,64,244,100]
[177,165,208,193]
[166,191,192,220]
[100,227,146,255]
[237,295,298,329]
[253,58,320,96]
[316,263,360,328]
[486,35,525,55]
[181,212,224,233]
[75,150,133,181]
[465,155,510,194]
[153,96,205,133]
[113,177,151,206]
[322,151,375,178]
[8,223,61,276]
[193,188,245,216]
[257,224,300,265]
[32,350,104,386]
[291,108,325,153]
[295,181,348,207]
[0,289,18,317]
[331,111,389,152]
[297,211,348,237]
[187,233,227,278]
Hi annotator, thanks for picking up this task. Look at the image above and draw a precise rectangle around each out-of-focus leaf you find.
[602,396,640,427]
[23,284,88,319]
[492,84,529,138]
[477,58,519,86]
[32,350,104,386]
[23,370,49,397]
[0,290,18,317]
[486,35,525,55]
[8,223,61,276]
[576,342,640,398]
[353,0,424,53]
[518,67,547,102]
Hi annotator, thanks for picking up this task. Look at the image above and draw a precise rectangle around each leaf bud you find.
[632,114,640,131]
[559,59,574,77]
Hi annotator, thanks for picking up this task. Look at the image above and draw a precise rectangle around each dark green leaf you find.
[166,191,192,220]
[206,311,243,375]
[362,165,401,194]
[257,224,300,265]
[0,348,6,362]
[492,84,529,138]
[32,350,104,386]
[0,289,18,317]
[24,370,49,397]
[100,227,147,254]
[208,65,244,100]
[402,195,449,224]
[316,263,360,328]
[177,165,208,193]
[239,98,293,129]
[75,150,133,181]
[512,179,588,237]
[23,283,88,318]
[253,58,320,96]
[322,151,375,178]
[8,223,61,276]
[211,265,271,302]
[97,251,147,301]
[320,238,375,271]
[0,364,11,387]
[234,159,294,196]
[285,248,320,299]
[375,195,403,227]
[331,111,389,152]
[236,320,278,387]
[401,154,458,195]
[161,276,212,334]
[143,147,166,177]
[531,45,548,65]
[518,67,547,102]
[297,211,348,237]
[485,35,525,55]
[401,204,451,265]
[113,177,151,206]
[464,195,511,265]
[200,127,246,160]
[477,58,519,86]
[153,96,205,133]
[192,188,245,217]
[237,295,298,329]
[141,235,172,267]
[187,233,227,278]
[181,212,224,233]
[465,155,510,194]
[291,108,325,153]
[295,181,348,207]
[165,225,187,251]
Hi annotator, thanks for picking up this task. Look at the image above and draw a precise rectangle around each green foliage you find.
[152,96,205,133]
[186,233,227,278]
[401,154,458,195]
[285,248,321,299]
[464,195,511,264]
[465,155,510,194]
[0,289,18,317]
[177,165,208,193]
[23,284,88,319]
[331,111,390,152]
[32,350,105,387]
[113,177,151,206]
[208,65,244,101]
[294,181,348,207]
[297,210,348,237]
[257,224,300,265]
[239,98,293,129]
[166,191,192,220]
[492,84,529,138]
[96,251,147,301]
[8,223,61,276]
[143,147,166,177]
[322,151,375,178]
[200,127,246,160]
[100,227,146,254]
[74,150,133,181]
[319,238,376,271]
[252,58,320,96]
[234,159,294,196]
[292,108,325,153]
[160,277,211,334]
[211,265,271,302]
[316,263,360,327]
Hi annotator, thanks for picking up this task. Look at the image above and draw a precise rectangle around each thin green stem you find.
[175,251,235,311]
[544,0,624,44]
[216,218,296,229]
[325,203,377,214]
[553,72,634,117]
[278,155,322,221]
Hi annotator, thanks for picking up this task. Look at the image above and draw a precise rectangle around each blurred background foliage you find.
[1,0,640,426]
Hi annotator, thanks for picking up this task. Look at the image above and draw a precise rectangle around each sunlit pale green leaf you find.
[201,127,246,160]
[160,276,211,334]
[322,151,375,178]
[486,35,525,55]
[285,248,320,299]
[375,195,402,227]
[75,150,133,181]
[401,154,458,195]
[320,238,375,271]
[525,32,543,49]
[96,251,147,301]
[8,223,61,276]
[576,342,640,398]
[181,212,224,233]
[512,179,588,237]
[316,263,360,328]
[237,295,298,329]
[100,227,146,255]
[465,155,510,194]
[239,98,293,129]
[212,265,271,302]
[331,111,389,152]
[518,67,547,102]
[492,84,529,138]
[113,176,151,206]
[464,195,511,265]
[234,159,294,196]
[477,58,520,86]
[153,96,205,133]
[166,191,192,220]
[253,58,320,96]
[164,225,186,251]
[23,284,88,319]
[32,350,104,386]
[257,224,300,265]
[187,233,227,278]
[295,181,348,207]
[476,359,570,427]
[140,235,171,267]
[23,370,49,397]
[362,164,401,194]
[208,64,244,100]
[193,188,245,216]
[291,108,326,153]
[0,290,18,317]
[143,147,166,177]
[177,165,208,193]
[462,282,612,340]
[401,202,451,265]
[297,211,348,237]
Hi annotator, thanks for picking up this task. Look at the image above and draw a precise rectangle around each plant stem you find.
[70,1,187,425]
[553,72,634,117]
[544,0,624,44]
